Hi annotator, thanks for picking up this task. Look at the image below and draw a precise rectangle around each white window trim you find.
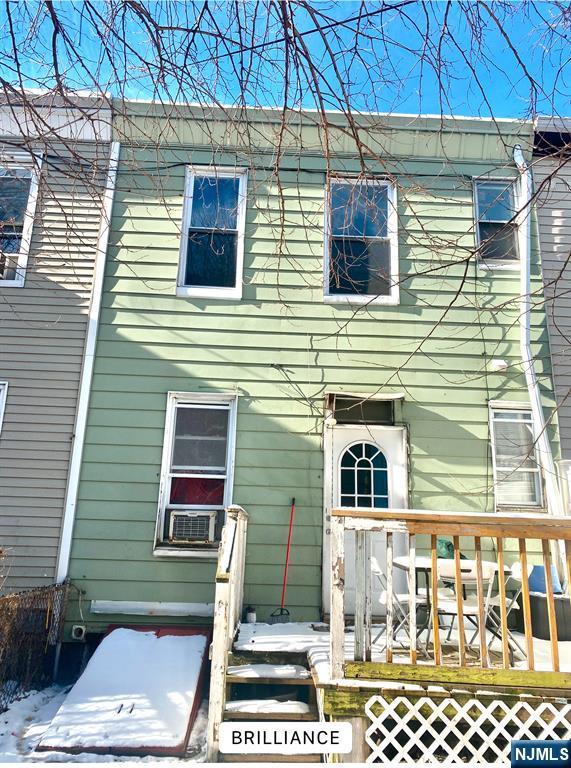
[474,177,520,272]
[489,401,543,509]
[154,391,238,557]
[0,382,7,434]
[323,177,399,306]
[0,158,41,288]
[176,165,248,300]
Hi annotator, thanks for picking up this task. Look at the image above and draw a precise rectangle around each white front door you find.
[322,424,408,615]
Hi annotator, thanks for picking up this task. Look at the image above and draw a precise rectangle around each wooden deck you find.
[206,506,571,763]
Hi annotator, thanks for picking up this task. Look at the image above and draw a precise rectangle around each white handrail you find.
[206,506,248,762]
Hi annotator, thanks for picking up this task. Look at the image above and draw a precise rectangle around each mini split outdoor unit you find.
[169,511,217,543]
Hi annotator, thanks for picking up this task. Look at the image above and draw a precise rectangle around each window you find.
[332,395,394,425]
[490,406,542,507]
[340,442,389,508]
[177,167,247,299]
[0,382,7,435]
[325,178,398,304]
[156,393,237,554]
[475,181,518,264]
[0,164,40,287]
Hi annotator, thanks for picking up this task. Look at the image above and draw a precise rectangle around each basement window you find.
[155,393,237,556]
[0,165,40,287]
[177,167,247,300]
[324,178,399,305]
[489,405,542,507]
[475,181,518,264]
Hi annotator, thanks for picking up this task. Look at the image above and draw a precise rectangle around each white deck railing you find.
[330,507,571,682]
[206,505,248,762]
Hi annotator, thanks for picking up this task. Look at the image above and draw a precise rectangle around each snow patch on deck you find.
[235,621,571,686]
[226,663,310,679]
[225,699,310,714]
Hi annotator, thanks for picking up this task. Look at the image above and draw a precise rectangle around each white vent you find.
[169,511,216,543]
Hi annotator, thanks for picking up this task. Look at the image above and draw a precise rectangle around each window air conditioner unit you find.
[169,511,217,543]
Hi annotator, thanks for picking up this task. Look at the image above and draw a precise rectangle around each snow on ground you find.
[0,687,207,763]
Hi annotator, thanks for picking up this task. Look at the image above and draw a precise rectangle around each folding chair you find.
[437,561,524,661]
[370,556,427,654]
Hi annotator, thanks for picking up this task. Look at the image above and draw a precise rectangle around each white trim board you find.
[0,381,8,434]
[90,600,214,617]
[56,141,120,583]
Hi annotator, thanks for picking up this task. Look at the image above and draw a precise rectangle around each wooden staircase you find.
[219,653,321,762]
[206,508,323,762]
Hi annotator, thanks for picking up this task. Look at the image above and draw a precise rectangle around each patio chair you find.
[436,561,524,661]
[370,556,427,653]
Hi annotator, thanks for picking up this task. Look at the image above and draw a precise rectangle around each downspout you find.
[55,140,120,583]
[514,144,564,519]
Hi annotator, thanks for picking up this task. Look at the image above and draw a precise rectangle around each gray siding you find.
[535,156,571,459]
[0,142,109,593]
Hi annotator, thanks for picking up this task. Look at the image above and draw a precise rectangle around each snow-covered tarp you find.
[37,628,208,757]
[0,687,208,763]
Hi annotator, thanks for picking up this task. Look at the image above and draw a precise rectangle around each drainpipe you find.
[55,140,121,583]
[514,144,566,554]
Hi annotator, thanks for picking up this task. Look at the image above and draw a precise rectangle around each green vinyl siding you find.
[67,107,557,629]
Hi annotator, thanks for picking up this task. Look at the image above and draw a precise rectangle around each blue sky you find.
[0,1,568,119]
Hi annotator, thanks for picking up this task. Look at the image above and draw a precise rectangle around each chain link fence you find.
[0,581,69,712]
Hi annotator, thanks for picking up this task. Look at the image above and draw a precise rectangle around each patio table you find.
[392,555,510,652]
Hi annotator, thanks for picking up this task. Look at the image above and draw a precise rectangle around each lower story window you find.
[156,393,237,550]
[490,405,542,507]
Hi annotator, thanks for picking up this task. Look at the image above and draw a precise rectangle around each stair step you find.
[227,663,311,685]
[224,699,316,721]
[229,651,309,667]
[220,753,321,762]
[224,711,318,721]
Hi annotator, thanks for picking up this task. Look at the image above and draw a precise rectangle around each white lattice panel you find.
[365,694,571,763]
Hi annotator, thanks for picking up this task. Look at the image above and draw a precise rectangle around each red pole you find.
[280,498,296,610]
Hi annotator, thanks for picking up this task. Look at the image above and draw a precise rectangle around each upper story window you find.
[0,164,40,287]
[155,392,237,556]
[475,181,518,264]
[177,167,247,300]
[489,405,542,507]
[324,178,398,305]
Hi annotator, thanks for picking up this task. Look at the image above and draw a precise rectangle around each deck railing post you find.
[542,539,560,672]
[408,533,417,665]
[355,530,366,661]
[364,530,372,662]
[386,531,394,663]
[453,535,466,667]
[474,536,489,669]
[430,534,441,665]
[330,512,345,679]
[518,538,534,670]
